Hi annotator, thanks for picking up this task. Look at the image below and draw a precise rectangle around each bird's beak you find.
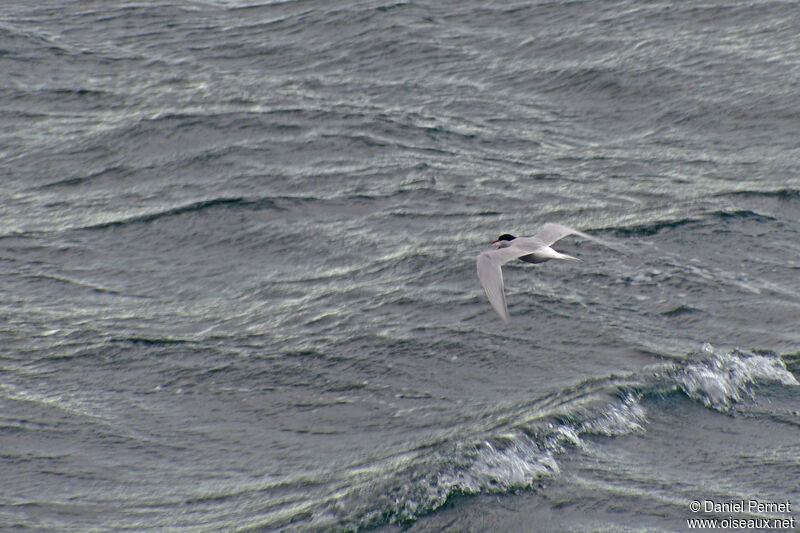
[490,239,499,245]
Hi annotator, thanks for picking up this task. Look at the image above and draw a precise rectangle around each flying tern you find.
[477,223,598,322]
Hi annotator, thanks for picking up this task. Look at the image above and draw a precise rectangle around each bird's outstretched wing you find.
[530,222,627,253]
[517,223,594,248]
[476,247,531,322]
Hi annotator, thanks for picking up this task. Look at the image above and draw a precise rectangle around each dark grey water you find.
[2,1,800,531]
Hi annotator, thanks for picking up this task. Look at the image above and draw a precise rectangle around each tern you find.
[477,223,597,322]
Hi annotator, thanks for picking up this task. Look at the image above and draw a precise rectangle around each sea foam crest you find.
[311,346,796,531]
[331,394,650,530]
[672,344,798,411]
[579,392,648,436]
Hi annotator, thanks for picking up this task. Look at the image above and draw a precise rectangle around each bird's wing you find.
[530,223,594,247]
[476,247,530,322]
[512,223,611,253]
[522,223,626,253]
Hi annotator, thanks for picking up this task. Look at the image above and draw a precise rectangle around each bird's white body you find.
[476,223,594,322]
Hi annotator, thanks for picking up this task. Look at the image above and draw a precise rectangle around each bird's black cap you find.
[496,234,516,241]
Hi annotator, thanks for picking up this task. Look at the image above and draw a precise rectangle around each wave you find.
[81,197,257,230]
[720,188,800,200]
[605,207,778,237]
[710,208,777,221]
[72,186,473,233]
[258,345,797,531]
[607,216,703,237]
[72,196,315,232]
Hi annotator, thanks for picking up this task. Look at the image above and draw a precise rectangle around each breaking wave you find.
[258,344,798,531]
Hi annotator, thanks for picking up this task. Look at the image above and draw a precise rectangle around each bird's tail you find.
[556,252,581,261]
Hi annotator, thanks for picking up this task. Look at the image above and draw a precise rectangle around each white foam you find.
[675,347,798,411]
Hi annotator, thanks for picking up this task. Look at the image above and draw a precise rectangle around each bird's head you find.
[491,234,516,248]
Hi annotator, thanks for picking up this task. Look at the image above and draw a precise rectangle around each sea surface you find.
[2,1,800,531]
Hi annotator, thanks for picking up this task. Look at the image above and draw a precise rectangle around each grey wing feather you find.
[531,223,593,247]
[530,222,627,253]
[477,252,509,322]
[476,248,525,322]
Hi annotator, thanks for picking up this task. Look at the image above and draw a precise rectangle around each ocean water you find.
[2,1,800,531]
